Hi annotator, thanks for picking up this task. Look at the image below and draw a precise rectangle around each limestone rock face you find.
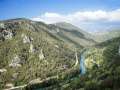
[54,45,59,48]
[12,73,19,80]
[5,83,14,88]
[29,78,42,85]
[9,55,22,68]
[3,30,13,39]
[0,23,5,28]
[62,64,68,69]
[39,49,44,60]
[118,45,120,55]
[0,30,13,40]
[0,23,13,40]
[21,34,33,43]
[29,44,35,53]
[0,68,7,73]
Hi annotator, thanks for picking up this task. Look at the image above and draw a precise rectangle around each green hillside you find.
[0,18,120,90]
[53,22,96,47]
[0,18,78,89]
[49,36,120,90]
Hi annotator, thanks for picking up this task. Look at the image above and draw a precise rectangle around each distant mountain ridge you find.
[1,18,119,45]
[93,29,120,42]
[50,22,96,47]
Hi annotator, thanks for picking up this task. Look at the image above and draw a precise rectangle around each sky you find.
[0,0,120,32]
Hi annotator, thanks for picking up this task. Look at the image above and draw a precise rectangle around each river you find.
[80,50,86,75]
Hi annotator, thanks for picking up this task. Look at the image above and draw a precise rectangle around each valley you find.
[0,18,120,90]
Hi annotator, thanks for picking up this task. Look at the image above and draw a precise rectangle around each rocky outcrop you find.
[62,64,68,69]
[29,44,36,53]
[0,30,13,41]
[9,55,22,68]
[118,45,120,55]
[39,49,44,60]
[12,73,19,80]
[29,78,42,85]
[74,51,78,67]
[0,68,7,73]
[54,45,59,48]
[0,23,14,41]
[5,83,14,89]
[0,23,5,28]
[3,30,13,40]
[21,34,33,43]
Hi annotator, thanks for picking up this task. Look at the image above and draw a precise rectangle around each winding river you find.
[80,49,87,75]
[80,53,86,75]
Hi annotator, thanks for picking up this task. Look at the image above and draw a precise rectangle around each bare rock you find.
[12,73,19,80]
[0,23,5,28]
[21,34,33,43]
[39,49,44,60]
[2,30,13,40]
[29,44,36,53]
[118,45,120,55]
[9,55,22,68]
[62,64,68,69]
[54,45,59,48]
[0,68,7,73]
[5,83,14,88]
[29,78,42,85]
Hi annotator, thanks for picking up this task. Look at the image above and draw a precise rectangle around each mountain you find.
[0,18,78,89]
[93,29,120,42]
[49,22,96,48]
[0,18,120,90]
[0,18,97,89]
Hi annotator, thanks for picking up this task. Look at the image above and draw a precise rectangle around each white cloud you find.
[31,9,120,26]
[32,12,70,23]
[108,9,120,21]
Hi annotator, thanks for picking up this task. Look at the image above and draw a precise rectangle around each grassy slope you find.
[49,22,96,48]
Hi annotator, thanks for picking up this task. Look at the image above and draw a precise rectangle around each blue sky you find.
[0,0,120,32]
